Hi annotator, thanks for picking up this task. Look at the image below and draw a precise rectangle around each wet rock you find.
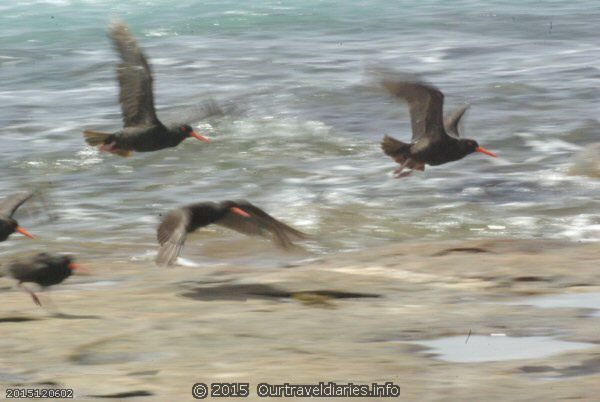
[69,336,170,365]
[432,247,490,256]
[521,356,600,378]
[0,317,40,323]
[181,283,381,302]
[127,370,159,377]
[0,239,598,400]
[87,390,153,398]
[512,276,550,282]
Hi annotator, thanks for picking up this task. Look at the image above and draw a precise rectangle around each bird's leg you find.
[99,143,132,158]
[394,159,416,178]
[394,160,425,179]
[393,159,409,177]
[395,170,413,178]
[98,143,116,153]
[18,283,41,306]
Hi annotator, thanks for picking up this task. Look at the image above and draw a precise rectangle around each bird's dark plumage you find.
[8,253,74,287]
[83,21,214,156]
[4,253,78,306]
[380,79,496,178]
[0,192,35,242]
[382,80,446,144]
[156,201,306,266]
[110,22,159,128]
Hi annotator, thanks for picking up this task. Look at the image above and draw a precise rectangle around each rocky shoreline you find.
[0,239,598,400]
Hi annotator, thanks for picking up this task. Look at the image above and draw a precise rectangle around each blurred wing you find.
[444,104,470,137]
[381,80,447,143]
[217,201,306,250]
[0,191,34,218]
[156,208,189,266]
[161,98,243,128]
[109,22,160,128]
[234,202,307,239]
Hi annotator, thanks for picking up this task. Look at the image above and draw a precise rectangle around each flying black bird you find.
[83,21,218,157]
[3,253,80,306]
[156,200,306,266]
[380,80,496,178]
[0,192,35,242]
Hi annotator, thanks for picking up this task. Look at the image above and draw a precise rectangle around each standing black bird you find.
[156,200,307,266]
[0,192,35,242]
[3,253,79,306]
[380,80,496,178]
[83,21,214,157]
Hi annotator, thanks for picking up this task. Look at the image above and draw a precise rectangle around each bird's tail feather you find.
[381,135,410,163]
[83,130,111,146]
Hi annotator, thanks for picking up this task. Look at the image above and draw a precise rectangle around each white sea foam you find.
[176,257,202,267]
[1,0,598,262]
[524,138,582,154]
[555,215,600,242]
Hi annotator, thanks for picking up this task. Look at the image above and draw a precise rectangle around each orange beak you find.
[230,207,251,218]
[475,146,497,157]
[69,263,90,275]
[16,226,35,239]
[191,131,210,143]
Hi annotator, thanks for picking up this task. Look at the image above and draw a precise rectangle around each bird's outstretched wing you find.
[156,208,190,266]
[217,201,307,250]
[0,191,34,218]
[444,104,470,137]
[381,80,447,143]
[161,99,228,127]
[162,98,239,128]
[109,22,160,128]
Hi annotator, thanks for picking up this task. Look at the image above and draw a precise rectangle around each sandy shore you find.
[0,239,598,401]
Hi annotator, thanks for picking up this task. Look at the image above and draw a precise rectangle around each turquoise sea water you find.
[1,1,598,265]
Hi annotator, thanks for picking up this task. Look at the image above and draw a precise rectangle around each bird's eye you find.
[180,127,185,133]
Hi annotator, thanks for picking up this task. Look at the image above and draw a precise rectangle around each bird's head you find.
[1,218,35,240]
[65,256,83,274]
[460,139,497,158]
[64,256,80,271]
[60,255,86,276]
[179,124,210,143]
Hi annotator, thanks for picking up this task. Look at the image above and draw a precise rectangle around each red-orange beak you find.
[230,207,251,218]
[191,131,210,143]
[16,226,35,239]
[475,146,497,157]
[69,263,90,275]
